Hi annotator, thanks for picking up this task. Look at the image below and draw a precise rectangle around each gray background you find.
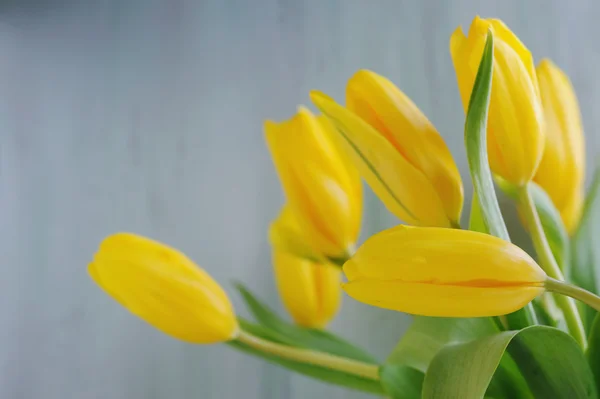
[1,1,598,398]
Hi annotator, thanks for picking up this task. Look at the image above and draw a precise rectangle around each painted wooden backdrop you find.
[2,1,599,398]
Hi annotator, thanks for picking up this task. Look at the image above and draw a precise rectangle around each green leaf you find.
[530,182,570,271]
[469,193,486,233]
[379,364,424,399]
[571,170,600,330]
[387,317,499,372]
[234,283,377,363]
[423,326,596,399]
[587,313,600,388]
[386,317,529,398]
[230,319,385,395]
[464,31,508,241]
[463,30,535,329]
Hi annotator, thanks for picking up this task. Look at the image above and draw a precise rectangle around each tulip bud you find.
[534,59,585,233]
[273,250,341,328]
[89,233,239,344]
[265,107,362,259]
[311,80,463,228]
[450,16,545,186]
[343,226,546,317]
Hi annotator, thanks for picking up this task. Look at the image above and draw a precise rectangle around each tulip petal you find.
[273,251,341,328]
[311,91,450,227]
[560,188,584,234]
[488,19,537,88]
[345,225,545,283]
[451,17,545,186]
[534,59,585,225]
[343,226,546,317]
[265,108,362,257]
[343,280,543,317]
[491,39,544,184]
[90,233,238,344]
[346,70,464,223]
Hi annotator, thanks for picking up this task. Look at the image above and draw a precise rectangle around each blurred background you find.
[1,0,599,398]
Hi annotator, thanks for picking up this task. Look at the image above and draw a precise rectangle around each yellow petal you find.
[534,59,585,224]
[273,250,341,328]
[343,226,546,317]
[450,17,545,186]
[560,188,584,234]
[89,233,239,344]
[344,280,543,317]
[345,70,464,223]
[488,19,538,92]
[311,91,450,227]
[265,107,362,258]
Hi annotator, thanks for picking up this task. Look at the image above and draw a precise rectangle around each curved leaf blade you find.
[464,31,508,241]
[586,312,600,388]
[423,326,596,399]
[387,317,498,372]
[571,170,600,330]
[463,30,535,329]
[379,364,424,399]
[234,283,377,363]
[529,182,570,271]
[230,319,385,394]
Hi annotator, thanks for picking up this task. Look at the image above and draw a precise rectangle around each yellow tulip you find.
[534,59,585,233]
[450,16,545,186]
[265,107,362,259]
[273,250,341,328]
[89,233,239,344]
[343,226,546,317]
[311,82,463,228]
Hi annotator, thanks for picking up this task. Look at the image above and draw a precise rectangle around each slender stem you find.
[518,184,586,348]
[236,330,380,381]
[546,278,600,313]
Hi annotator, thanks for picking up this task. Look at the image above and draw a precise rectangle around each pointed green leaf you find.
[529,182,570,271]
[230,319,384,394]
[423,326,596,399]
[463,30,535,329]
[571,170,600,330]
[464,31,508,241]
[586,312,600,387]
[386,317,527,399]
[469,193,487,233]
[234,283,377,363]
[379,364,424,399]
[387,317,499,372]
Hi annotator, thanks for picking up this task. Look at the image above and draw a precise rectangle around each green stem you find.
[545,278,600,313]
[518,184,586,348]
[236,330,380,381]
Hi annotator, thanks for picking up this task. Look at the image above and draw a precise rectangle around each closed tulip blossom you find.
[343,226,546,317]
[311,70,463,228]
[451,16,545,186]
[534,59,585,233]
[273,250,341,328]
[89,233,239,344]
[265,108,362,260]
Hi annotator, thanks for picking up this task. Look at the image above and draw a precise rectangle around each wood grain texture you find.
[0,0,597,397]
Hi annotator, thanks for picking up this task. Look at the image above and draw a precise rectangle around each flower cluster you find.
[87,16,599,398]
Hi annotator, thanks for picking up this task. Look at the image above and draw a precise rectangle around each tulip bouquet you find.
[90,17,600,398]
